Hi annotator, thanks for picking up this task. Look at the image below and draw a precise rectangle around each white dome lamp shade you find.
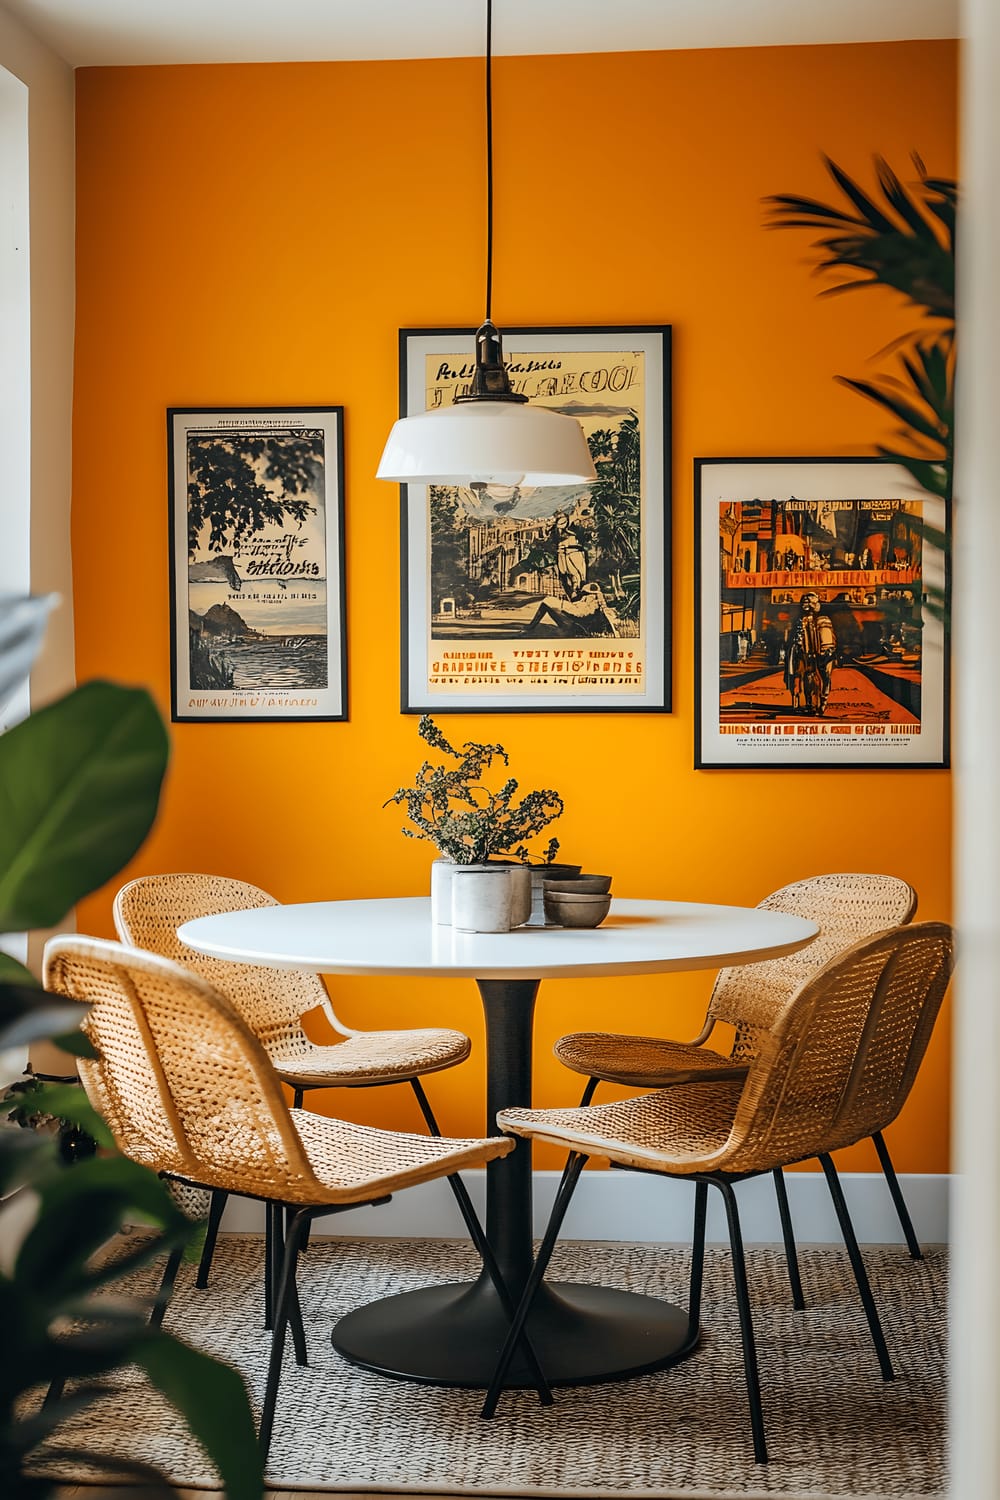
[376,320,597,487]
[375,2,596,490]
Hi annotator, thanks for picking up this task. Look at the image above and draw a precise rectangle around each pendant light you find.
[376,0,596,488]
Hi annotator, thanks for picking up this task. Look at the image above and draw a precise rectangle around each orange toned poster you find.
[398,328,670,713]
[695,459,948,768]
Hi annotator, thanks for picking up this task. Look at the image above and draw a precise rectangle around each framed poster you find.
[694,457,949,769]
[168,407,347,723]
[398,325,671,713]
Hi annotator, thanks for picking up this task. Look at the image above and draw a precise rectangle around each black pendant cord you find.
[458,0,525,405]
[484,0,494,324]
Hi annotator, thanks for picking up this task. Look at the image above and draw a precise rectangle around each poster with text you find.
[398,327,671,712]
[695,458,949,768]
[169,408,346,722]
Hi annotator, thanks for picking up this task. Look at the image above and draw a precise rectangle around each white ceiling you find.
[0,0,960,69]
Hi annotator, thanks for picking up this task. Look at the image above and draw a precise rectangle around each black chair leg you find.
[264,1201,280,1330]
[195,1187,228,1290]
[287,1090,314,1252]
[577,1077,599,1107]
[444,1166,551,1405]
[871,1130,923,1259]
[688,1181,708,1339]
[150,1242,185,1330]
[819,1153,894,1381]
[481,1151,587,1419]
[279,1205,308,1366]
[544,1079,599,1210]
[43,1237,186,1411]
[258,1207,312,1463]
[409,1076,517,1289]
[408,1075,444,1135]
[717,1179,767,1465]
[771,1168,805,1310]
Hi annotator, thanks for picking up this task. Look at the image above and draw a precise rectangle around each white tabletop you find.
[178,897,818,981]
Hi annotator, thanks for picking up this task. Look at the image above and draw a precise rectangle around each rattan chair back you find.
[114,873,335,1061]
[706,873,917,1060]
[44,934,322,1200]
[720,921,953,1175]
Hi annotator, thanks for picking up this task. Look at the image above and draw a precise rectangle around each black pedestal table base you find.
[331,1271,699,1388]
[331,976,697,1389]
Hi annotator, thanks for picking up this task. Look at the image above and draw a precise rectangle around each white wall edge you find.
[216,1167,949,1246]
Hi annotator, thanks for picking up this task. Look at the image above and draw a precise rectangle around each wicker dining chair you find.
[114,873,473,1291]
[484,921,954,1462]
[554,872,920,1302]
[42,935,549,1461]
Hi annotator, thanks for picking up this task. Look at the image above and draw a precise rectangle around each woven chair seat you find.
[554,1031,749,1088]
[499,1082,746,1175]
[113,874,474,1096]
[289,1110,511,1204]
[272,1027,471,1087]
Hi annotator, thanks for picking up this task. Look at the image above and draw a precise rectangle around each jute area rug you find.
[42,1234,945,1499]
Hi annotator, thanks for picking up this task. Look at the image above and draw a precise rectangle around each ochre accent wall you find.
[72,40,956,1172]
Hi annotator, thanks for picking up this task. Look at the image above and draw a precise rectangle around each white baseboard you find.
[218,1167,949,1246]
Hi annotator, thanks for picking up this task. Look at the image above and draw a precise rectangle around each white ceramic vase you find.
[430,859,457,925]
[451,865,515,933]
[431,859,531,928]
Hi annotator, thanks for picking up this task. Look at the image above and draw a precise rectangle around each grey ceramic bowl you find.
[543,874,612,895]
[543,892,612,928]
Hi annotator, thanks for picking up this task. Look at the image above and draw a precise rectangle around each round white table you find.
[179,896,817,1389]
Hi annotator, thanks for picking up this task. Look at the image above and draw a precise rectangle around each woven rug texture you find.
[37,1234,946,1499]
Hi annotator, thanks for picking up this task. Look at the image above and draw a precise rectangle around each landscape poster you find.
[695,458,949,768]
[168,408,346,722]
[398,327,671,713]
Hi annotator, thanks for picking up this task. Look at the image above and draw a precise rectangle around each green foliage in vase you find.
[765,155,956,509]
[386,715,563,865]
[0,595,262,1500]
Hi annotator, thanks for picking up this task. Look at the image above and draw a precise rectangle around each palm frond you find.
[765,154,956,322]
[838,375,948,447]
[822,155,900,233]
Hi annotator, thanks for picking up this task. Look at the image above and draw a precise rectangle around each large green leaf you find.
[136,1333,263,1500]
[0,954,37,987]
[0,1127,55,1197]
[15,1156,187,1295]
[0,987,89,1052]
[0,681,169,932]
[25,1445,180,1497]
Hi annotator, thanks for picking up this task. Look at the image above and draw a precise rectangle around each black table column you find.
[331,973,697,1387]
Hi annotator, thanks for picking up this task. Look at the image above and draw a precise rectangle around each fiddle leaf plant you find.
[386,715,563,865]
[0,596,262,1500]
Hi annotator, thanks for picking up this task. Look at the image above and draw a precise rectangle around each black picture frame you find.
[168,406,347,723]
[694,456,949,769]
[396,325,672,714]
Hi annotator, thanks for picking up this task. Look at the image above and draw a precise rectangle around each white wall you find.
[0,4,75,710]
[0,9,76,994]
[952,5,1000,1496]
[0,62,30,741]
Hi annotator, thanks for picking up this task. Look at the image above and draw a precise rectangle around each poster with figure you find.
[168,408,346,722]
[398,327,671,712]
[695,458,949,768]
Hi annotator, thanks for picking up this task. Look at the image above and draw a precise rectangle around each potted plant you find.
[386,716,575,924]
[0,595,261,1499]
